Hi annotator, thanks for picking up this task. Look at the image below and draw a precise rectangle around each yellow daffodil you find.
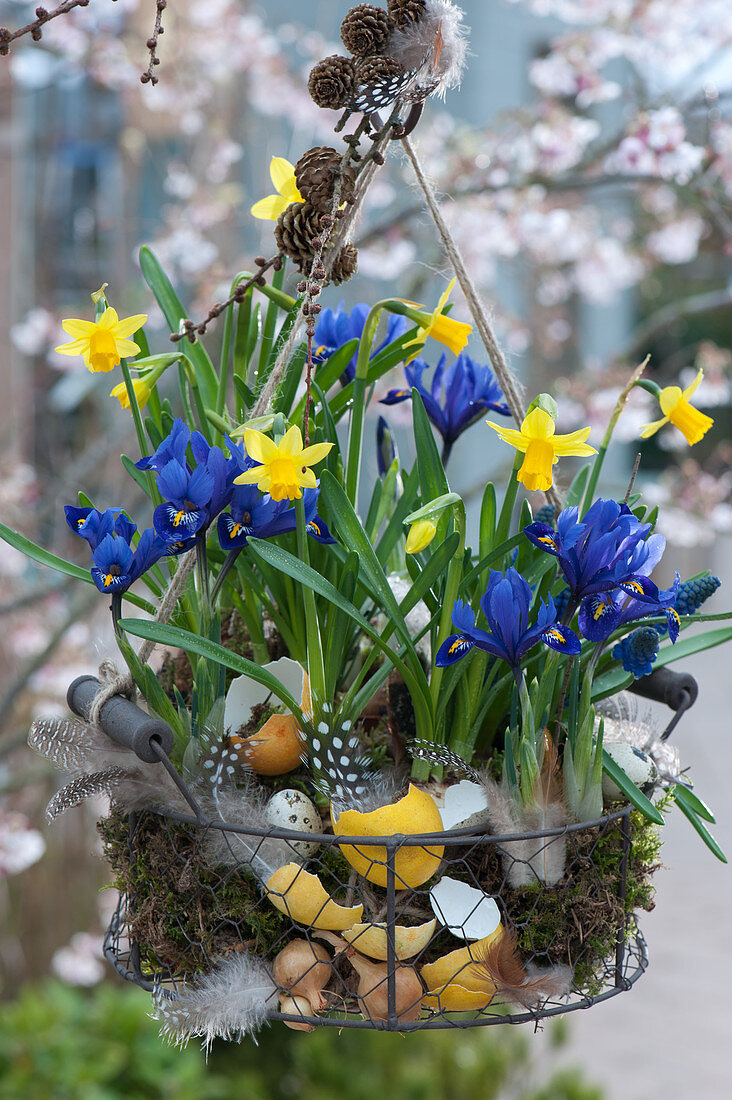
[640,369,713,446]
[401,278,472,363]
[55,307,147,373]
[487,406,597,492]
[250,156,304,221]
[110,377,151,412]
[234,425,333,502]
[405,519,437,554]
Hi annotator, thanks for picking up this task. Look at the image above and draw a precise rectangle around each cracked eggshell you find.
[265,789,322,859]
[430,876,501,941]
[224,657,305,736]
[602,742,658,803]
[434,780,491,832]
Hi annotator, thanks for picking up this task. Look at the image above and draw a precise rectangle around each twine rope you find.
[400,134,564,511]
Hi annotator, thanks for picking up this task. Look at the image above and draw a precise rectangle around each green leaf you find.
[121,454,154,499]
[591,667,633,702]
[246,537,430,723]
[412,390,449,502]
[601,749,664,825]
[672,791,727,862]
[565,464,591,508]
[655,625,732,667]
[118,618,303,717]
[0,522,93,585]
[139,246,219,409]
[672,783,716,823]
[405,493,462,524]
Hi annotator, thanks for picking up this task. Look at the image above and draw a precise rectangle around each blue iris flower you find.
[314,302,407,384]
[380,353,510,460]
[65,506,137,550]
[435,566,581,675]
[153,460,218,543]
[217,479,335,552]
[578,561,681,644]
[89,528,165,594]
[135,418,191,473]
[524,498,666,607]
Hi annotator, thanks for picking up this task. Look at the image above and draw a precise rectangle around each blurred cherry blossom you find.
[0,812,46,878]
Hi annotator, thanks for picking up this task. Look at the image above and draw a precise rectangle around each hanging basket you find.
[99,799,650,1029]
[63,668,697,1034]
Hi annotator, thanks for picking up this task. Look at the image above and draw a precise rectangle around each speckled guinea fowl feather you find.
[301,706,406,813]
[46,768,126,823]
[407,738,481,781]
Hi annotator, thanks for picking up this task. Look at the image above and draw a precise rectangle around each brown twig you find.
[170,253,283,343]
[141,0,167,86]
[252,108,400,419]
[0,0,90,54]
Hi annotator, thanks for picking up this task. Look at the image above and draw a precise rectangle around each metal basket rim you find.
[140,803,633,848]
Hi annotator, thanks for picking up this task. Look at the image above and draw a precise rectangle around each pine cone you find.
[294,147,356,213]
[330,243,359,286]
[355,54,406,86]
[340,4,394,57]
[274,202,324,270]
[308,55,357,110]
[387,0,427,27]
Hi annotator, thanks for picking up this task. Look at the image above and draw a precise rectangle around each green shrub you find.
[0,980,604,1100]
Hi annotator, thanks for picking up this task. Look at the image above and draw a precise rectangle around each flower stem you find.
[120,357,158,503]
[430,500,466,738]
[580,356,649,516]
[295,497,326,705]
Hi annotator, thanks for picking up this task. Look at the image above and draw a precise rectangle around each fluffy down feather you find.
[387,0,469,98]
[204,784,306,881]
[480,776,567,887]
[153,952,277,1051]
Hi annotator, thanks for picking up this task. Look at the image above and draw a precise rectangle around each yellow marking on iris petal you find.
[449,638,467,655]
[593,600,610,621]
[538,535,557,547]
[230,522,242,539]
[545,629,564,642]
[669,609,680,627]
[625,581,644,594]
[309,521,321,536]
[104,574,114,588]
[173,510,185,527]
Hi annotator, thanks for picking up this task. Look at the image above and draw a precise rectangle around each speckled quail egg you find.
[264,789,322,859]
[602,742,658,803]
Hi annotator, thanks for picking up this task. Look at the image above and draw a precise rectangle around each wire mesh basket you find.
[101,802,650,1030]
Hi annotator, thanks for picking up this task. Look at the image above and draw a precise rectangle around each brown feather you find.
[468,927,572,1010]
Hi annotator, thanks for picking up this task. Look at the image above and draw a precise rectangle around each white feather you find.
[204,785,303,881]
[153,953,277,1051]
[388,0,469,98]
[480,777,567,887]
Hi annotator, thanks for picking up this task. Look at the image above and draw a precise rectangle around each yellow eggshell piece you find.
[229,714,305,776]
[341,918,437,961]
[422,983,494,1012]
[420,928,503,994]
[265,863,363,930]
[332,784,445,888]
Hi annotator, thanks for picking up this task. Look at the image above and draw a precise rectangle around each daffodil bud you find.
[406,519,436,554]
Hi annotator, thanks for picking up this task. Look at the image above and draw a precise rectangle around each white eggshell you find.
[430,876,501,941]
[438,780,491,832]
[264,789,321,859]
[224,658,304,736]
[602,742,658,803]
